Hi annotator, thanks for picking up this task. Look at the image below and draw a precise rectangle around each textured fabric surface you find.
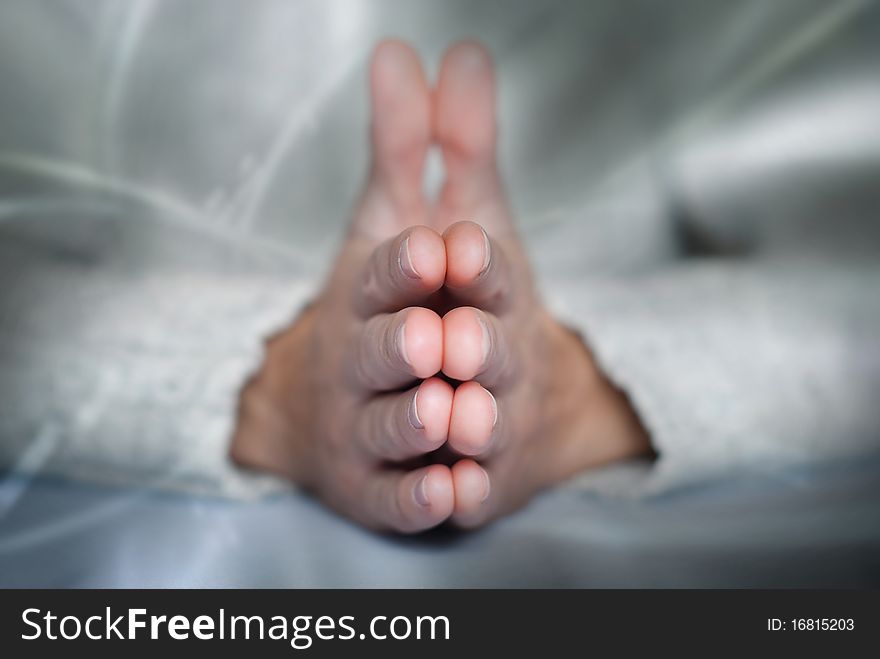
[0,242,306,499]
[545,258,880,495]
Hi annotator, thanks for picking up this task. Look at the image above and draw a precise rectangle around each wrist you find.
[230,306,319,485]
[543,318,654,483]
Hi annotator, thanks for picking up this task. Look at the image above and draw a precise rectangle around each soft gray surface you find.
[2,1,880,588]
[1,456,878,588]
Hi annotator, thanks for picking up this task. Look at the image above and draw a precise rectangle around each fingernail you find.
[414,474,431,507]
[399,237,420,279]
[479,467,491,503]
[396,321,410,365]
[486,389,498,428]
[408,389,424,430]
[479,227,491,275]
[477,313,491,367]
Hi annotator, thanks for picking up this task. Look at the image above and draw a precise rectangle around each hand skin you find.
[230,40,652,532]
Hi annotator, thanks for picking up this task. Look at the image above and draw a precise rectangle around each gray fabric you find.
[1,457,878,587]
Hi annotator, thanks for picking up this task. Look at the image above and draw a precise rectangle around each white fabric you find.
[543,258,880,495]
[0,254,308,498]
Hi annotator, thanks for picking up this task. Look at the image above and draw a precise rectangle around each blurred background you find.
[0,0,878,587]
[2,0,878,270]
